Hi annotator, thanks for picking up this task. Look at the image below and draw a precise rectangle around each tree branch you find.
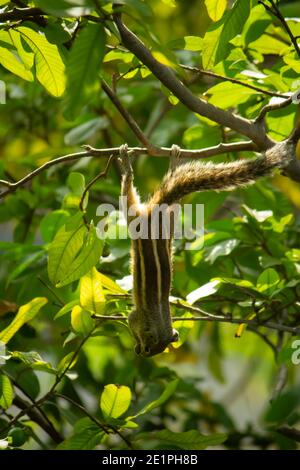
[276,426,300,443]
[92,311,300,335]
[101,79,155,152]
[180,64,289,99]
[255,96,293,122]
[259,1,300,58]
[112,12,272,149]
[13,395,63,444]
[0,7,44,23]
[0,141,256,199]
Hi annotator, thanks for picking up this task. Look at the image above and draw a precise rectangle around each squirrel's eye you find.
[171,330,179,342]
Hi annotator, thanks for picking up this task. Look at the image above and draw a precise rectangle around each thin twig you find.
[91,312,300,335]
[56,393,133,449]
[270,364,288,402]
[259,1,300,58]
[255,96,293,122]
[180,64,289,99]
[0,141,257,199]
[79,154,115,223]
[55,393,110,434]
[101,79,155,152]
[13,395,63,444]
[38,277,65,308]
[276,426,300,443]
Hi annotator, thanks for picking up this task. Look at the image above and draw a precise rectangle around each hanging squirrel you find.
[119,140,295,357]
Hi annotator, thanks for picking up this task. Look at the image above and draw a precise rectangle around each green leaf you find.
[33,0,94,17]
[104,50,134,63]
[264,388,300,424]
[40,210,70,243]
[64,117,109,145]
[128,379,178,419]
[0,44,33,81]
[6,250,45,286]
[256,268,280,294]
[97,273,127,294]
[202,23,223,69]
[0,375,14,410]
[80,268,106,314]
[136,429,227,450]
[0,298,48,344]
[207,82,259,108]
[100,384,132,419]
[56,224,103,288]
[64,23,105,119]
[48,212,86,286]
[242,4,270,46]
[205,239,240,264]
[215,0,251,64]
[67,172,85,197]
[57,418,104,449]
[0,30,34,80]
[57,352,78,374]
[186,280,220,304]
[183,124,220,148]
[205,0,227,22]
[169,36,203,51]
[54,300,79,319]
[11,351,57,375]
[16,26,66,97]
[71,305,95,336]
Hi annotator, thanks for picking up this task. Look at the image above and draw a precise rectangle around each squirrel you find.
[119,141,294,357]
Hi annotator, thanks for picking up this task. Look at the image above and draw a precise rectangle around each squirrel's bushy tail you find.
[150,141,293,206]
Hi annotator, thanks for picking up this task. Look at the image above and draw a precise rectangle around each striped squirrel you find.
[119,141,294,357]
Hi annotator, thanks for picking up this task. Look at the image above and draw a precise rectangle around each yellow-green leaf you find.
[80,268,106,314]
[16,26,66,97]
[0,375,14,410]
[205,0,227,22]
[98,273,126,294]
[0,46,33,81]
[48,213,86,286]
[202,24,223,69]
[100,384,131,419]
[71,305,95,336]
[0,298,47,345]
[56,225,103,288]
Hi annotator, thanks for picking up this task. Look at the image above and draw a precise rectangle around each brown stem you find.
[180,65,289,99]
[0,141,256,199]
[113,12,273,149]
[101,79,155,152]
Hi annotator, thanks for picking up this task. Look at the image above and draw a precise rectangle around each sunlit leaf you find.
[71,305,95,336]
[0,375,14,410]
[16,27,66,97]
[205,0,227,22]
[0,298,48,344]
[100,384,132,419]
[80,268,106,314]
